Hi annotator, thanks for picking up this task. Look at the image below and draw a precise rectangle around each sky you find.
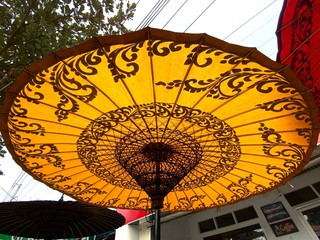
[0,0,285,202]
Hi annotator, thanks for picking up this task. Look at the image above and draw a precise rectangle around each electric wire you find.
[140,0,171,28]
[237,14,279,45]
[184,0,217,32]
[2,170,24,202]
[162,0,189,29]
[135,0,171,30]
[223,0,279,40]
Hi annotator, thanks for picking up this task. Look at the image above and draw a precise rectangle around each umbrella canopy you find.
[0,27,319,213]
[0,200,125,239]
[277,0,320,121]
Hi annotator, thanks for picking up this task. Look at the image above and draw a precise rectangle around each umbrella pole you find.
[154,206,161,240]
[151,197,163,240]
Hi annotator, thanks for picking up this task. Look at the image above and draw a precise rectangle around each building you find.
[116,145,320,240]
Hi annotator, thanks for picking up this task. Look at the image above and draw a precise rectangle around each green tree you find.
[0,0,136,170]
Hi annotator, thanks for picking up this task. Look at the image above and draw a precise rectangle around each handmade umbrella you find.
[0,200,125,239]
[0,27,319,240]
[277,0,320,121]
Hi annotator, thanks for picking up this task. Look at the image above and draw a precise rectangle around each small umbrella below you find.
[0,200,125,240]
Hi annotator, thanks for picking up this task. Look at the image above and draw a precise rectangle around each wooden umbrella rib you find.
[37,161,126,181]
[296,46,320,86]
[194,154,305,173]
[26,69,145,139]
[203,64,293,118]
[166,48,257,137]
[232,110,316,129]
[199,141,310,148]
[23,52,147,139]
[174,170,218,207]
[279,28,320,64]
[161,33,207,143]
[276,3,320,33]
[99,181,144,209]
[148,28,160,141]
[161,66,310,145]
[190,128,306,144]
[94,37,153,142]
[220,91,312,123]
[222,169,276,189]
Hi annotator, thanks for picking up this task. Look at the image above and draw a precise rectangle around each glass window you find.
[216,213,235,228]
[199,218,216,233]
[312,182,320,195]
[234,206,258,223]
[203,223,267,240]
[302,205,320,239]
[284,186,318,206]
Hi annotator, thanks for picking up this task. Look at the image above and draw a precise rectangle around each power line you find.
[237,14,279,45]
[162,0,189,29]
[135,0,171,30]
[223,0,279,40]
[184,0,217,32]
[0,185,15,201]
[142,0,171,28]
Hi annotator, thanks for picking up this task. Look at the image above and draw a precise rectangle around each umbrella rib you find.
[11,92,135,136]
[279,27,320,64]
[184,106,316,144]
[276,3,320,33]
[163,48,256,141]
[24,58,150,140]
[148,28,160,140]
[160,66,311,147]
[182,166,229,202]
[41,159,126,179]
[94,37,153,141]
[178,171,217,209]
[99,184,143,209]
[186,128,308,144]
[224,169,277,188]
[161,34,207,142]
[232,110,315,129]
[194,155,299,176]
[293,46,320,86]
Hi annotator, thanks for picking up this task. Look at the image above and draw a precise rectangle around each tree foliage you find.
[0,0,136,166]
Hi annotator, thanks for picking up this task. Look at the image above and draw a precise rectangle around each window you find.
[312,181,320,195]
[234,206,258,223]
[284,186,318,206]
[302,205,320,238]
[203,224,266,240]
[216,213,235,228]
[199,218,216,233]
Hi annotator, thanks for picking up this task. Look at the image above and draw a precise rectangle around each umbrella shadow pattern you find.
[0,27,319,214]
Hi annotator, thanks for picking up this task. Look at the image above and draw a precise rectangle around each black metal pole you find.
[154,206,161,240]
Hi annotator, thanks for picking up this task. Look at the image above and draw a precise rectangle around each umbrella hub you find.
[141,142,175,162]
[115,130,203,207]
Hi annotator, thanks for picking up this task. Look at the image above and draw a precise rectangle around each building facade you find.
[116,146,320,240]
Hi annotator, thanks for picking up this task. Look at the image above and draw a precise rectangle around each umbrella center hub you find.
[115,128,203,205]
[141,142,174,162]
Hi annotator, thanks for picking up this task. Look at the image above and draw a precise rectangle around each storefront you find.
[117,146,320,240]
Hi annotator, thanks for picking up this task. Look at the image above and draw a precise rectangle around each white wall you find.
[161,215,193,240]
[115,224,139,240]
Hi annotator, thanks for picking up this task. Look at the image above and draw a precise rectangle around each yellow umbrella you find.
[1,27,319,240]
